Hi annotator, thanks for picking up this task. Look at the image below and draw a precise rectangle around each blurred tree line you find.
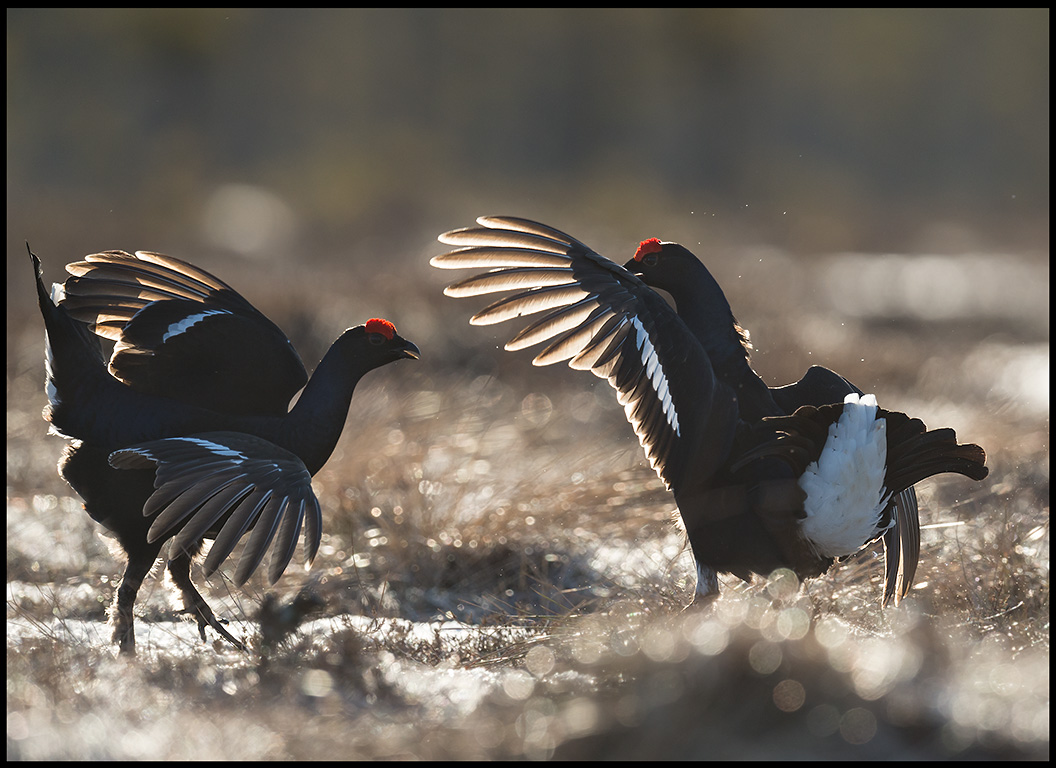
[6,8,1049,264]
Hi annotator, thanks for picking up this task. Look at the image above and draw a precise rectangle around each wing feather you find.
[109,431,323,586]
[434,217,740,492]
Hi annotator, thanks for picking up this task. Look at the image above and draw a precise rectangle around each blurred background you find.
[6,10,1049,759]
[7,8,1048,262]
[8,6,1048,453]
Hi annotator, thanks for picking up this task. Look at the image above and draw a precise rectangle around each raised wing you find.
[109,431,322,586]
[59,250,307,416]
[433,216,740,493]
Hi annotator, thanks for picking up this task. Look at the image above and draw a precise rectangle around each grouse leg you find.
[110,542,163,656]
[166,553,246,651]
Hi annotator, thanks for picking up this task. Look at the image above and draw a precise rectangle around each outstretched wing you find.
[59,250,307,416]
[109,431,322,586]
[432,216,740,493]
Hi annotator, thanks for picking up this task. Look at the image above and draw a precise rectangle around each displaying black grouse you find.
[625,237,920,605]
[33,248,419,654]
[431,217,988,604]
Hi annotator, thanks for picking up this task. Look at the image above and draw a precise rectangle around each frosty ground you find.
[7,245,1048,760]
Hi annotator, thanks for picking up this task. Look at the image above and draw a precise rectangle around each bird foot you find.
[110,616,137,656]
[175,600,246,651]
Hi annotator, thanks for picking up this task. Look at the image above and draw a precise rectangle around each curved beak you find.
[398,337,421,361]
[621,257,644,277]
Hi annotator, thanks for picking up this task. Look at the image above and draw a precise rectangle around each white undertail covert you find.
[798,393,892,557]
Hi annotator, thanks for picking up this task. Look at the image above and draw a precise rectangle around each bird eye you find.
[643,254,658,266]
[369,333,385,345]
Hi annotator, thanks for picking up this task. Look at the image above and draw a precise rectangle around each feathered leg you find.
[111,542,162,656]
[166,552,246,651]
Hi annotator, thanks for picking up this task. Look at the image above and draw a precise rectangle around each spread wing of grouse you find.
[109,431,322,586]
[34,245,420,655]
[60,250,307,416]
[434,217,989,608]
[432,216,739,498]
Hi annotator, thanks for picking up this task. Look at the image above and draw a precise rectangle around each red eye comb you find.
[365,318,396,339]
[634,238,663,261]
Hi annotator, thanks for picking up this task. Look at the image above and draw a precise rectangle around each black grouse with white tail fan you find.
[33,248,419,654]
[431,217,987,604]
[624,237,921,605]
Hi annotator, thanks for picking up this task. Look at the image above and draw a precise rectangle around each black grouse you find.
[625,237,920,605]
[431,217,988,604]
[33,248,420,654]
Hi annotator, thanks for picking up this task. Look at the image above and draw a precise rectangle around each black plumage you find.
[33,248,419,654]
[623,237,922,604]
[432,217,988,604]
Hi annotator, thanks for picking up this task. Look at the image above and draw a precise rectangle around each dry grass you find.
[6,242,1048,759]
